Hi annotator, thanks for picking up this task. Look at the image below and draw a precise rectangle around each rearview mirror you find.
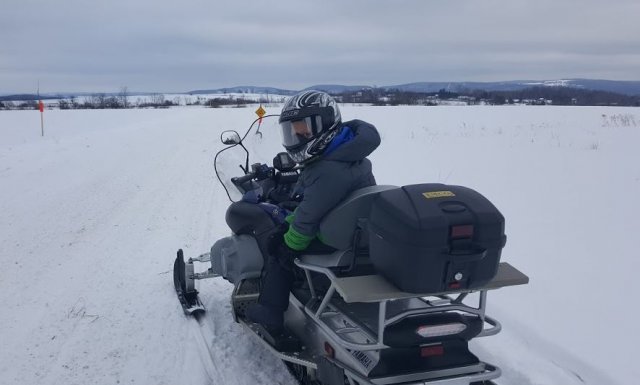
[221,130,241,145]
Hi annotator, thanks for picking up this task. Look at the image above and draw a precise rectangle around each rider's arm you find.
[283,162,352,251]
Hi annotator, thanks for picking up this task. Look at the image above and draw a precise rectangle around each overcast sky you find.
[2,0,639,93]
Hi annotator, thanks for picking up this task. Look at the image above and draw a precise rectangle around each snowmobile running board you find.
[238,318,318,369]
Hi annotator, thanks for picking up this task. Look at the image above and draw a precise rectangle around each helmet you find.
[278,90,342,163]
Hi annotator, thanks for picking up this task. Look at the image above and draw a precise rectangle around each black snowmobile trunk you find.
[368,184,506,293]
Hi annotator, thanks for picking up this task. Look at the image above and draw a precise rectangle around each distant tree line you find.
[0,100,39,110]
[335,86,640,106]
[0,91,279,110]
[0,92,179,110]
[206,96,273,108]
[481,87,640,106]
[2,86,639,110]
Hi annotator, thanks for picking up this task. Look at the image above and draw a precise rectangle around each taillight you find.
[451,224,474,239]
[421,344,444,357]
[416,323,467,338]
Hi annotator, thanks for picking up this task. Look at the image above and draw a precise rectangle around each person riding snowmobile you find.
[245,90,380,333]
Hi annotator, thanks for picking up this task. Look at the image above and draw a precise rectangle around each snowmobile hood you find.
[322,119,380,162]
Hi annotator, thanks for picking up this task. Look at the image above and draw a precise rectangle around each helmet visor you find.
[280,115,323,149]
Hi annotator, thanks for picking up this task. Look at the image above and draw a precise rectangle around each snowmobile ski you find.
[174,249,205,316]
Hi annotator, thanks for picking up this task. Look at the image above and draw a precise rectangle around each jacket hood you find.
[322,119,380,162]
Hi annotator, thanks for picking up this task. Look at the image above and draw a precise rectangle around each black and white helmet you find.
[278,90,342,164]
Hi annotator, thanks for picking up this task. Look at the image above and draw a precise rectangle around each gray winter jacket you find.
[284,119,380,250]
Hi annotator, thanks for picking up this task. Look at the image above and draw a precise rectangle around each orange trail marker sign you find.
[255,104,266,123]
[255,104,266,136]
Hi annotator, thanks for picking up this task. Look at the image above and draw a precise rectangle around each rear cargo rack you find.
[294,260,529,352]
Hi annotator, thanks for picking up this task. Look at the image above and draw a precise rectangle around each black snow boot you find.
[245,254,294,334]
[245,303,284,334]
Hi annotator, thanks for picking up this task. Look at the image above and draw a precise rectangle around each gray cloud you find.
[2,0,639,93]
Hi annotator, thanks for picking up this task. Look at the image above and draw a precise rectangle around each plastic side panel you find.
[210,235,264,284]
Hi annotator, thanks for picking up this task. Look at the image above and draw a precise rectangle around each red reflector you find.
[448,282,461,289]
[451,225,474,239]
[324,342,335,358]
[421,345,444,357]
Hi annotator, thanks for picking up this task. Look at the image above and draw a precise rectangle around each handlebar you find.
[231,172,257,186]
[227,162,299,204]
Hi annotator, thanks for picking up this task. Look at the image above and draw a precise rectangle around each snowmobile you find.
[173,117,529,385]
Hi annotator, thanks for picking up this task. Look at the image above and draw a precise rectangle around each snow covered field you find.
[1,105,638,385]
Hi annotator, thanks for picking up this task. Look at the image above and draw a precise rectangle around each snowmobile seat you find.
[296,185,397,270]
[317,185,398,251]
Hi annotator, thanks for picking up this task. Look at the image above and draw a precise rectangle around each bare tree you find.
[89,93,107,108]
[118,86,129,108]
[149,93,165,106]
[58,99,71,109]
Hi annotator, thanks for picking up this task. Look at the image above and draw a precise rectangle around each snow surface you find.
[1,106,638,385]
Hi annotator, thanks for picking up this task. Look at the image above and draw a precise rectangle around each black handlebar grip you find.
[232,172,256,185]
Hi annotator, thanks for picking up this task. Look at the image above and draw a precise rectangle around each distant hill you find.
[3,79,640,102]
[186,86,295,95]
[187,85,373,95]
[188,80,640,96]
[386,79,640,96]
[303,84,373,93]
[386,82,520,93]
[560,79,640,96]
